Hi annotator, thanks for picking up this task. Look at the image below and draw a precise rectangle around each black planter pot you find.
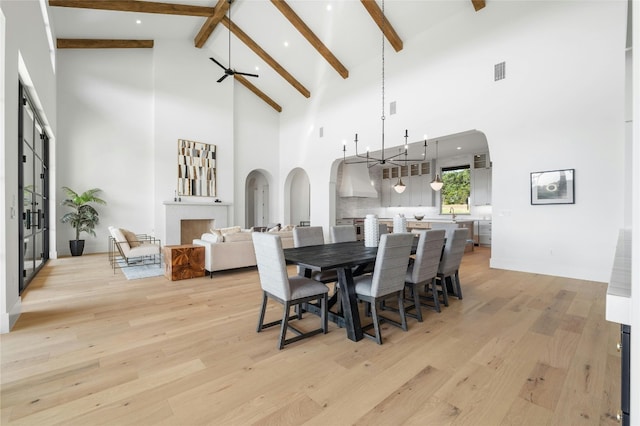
[69,240,85,256]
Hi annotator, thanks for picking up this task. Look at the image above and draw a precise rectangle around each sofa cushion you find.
[224,232,253,243]
[121,229,141,247]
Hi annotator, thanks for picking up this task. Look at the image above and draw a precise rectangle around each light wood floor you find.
[1,247,622,425]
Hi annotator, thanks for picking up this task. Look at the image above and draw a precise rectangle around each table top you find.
[283,239,418,271]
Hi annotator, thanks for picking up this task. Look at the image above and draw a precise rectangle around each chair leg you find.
[370,300,383,345]
[430,278,441,313]
[278,301,292,350]
[411,284,423,322]
[454,270,463,299]
[321,293,328,334]
[397,291,408,332]
[257,292,268,332]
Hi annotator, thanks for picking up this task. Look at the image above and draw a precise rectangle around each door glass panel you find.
[34,156,43,195]
[35,121,44,159]
[35,231,44,269]
[23,236,34,277]
[22,191,32,235]
[22,104,34,148]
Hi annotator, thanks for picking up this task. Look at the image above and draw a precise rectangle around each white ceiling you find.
[47,0,488,156]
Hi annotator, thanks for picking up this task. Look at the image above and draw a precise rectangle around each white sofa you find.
[193,227,294,274]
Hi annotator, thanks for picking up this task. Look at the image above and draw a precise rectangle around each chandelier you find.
[341,0,428,193]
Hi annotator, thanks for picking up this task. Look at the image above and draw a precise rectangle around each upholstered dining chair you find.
[293,226,338,284]
[330,225,357,243]
[252,232,329,349]
[404,229,447,320]
[437,227,469,301]
[353,233,414,345]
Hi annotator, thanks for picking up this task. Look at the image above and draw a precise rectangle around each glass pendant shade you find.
[394,178,406,193]
[430,175,443,191]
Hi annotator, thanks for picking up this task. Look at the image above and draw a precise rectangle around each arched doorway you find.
[245,170,270,229]
[284,168,310,226]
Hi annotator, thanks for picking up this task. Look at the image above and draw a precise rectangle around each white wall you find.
[277,0,627,283]
[56,39,235,251]
[1,0,57,332]
[56,48,154,254]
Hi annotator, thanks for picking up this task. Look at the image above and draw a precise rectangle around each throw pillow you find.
[268,224,281,233]
[121,229,141,247]
[201,233,222,243]
[219,226,242,235]
[280,224,296,232]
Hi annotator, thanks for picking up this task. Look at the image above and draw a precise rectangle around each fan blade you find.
[217,74,229,83]
[209,57,227,71]
[235,71,259,78]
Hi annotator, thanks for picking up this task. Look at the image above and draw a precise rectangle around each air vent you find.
[319,126,324,138]
[390,101,397,115]
[494,61,506,81]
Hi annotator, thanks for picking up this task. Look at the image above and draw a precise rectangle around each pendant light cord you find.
[380,0,386,161]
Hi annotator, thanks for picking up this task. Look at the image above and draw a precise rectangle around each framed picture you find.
[177,139,217,197]
[530,169,575,205]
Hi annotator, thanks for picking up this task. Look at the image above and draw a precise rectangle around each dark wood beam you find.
[234,75,282,113]
[57,39,154,48]
[194,0,229,48]
[48,0,215,17]
[222,16,310,98]
[471,0,486,12]
[360,0,403,52]
[270,0,348,79]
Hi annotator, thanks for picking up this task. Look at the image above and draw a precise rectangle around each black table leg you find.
[337,267,363,341]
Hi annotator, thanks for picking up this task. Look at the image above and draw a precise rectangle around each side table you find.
[163,244,205,281]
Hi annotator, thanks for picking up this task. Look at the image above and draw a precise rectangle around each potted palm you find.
[60,187,106,256]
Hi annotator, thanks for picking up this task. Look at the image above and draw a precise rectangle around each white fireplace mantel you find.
[163,201,230,245]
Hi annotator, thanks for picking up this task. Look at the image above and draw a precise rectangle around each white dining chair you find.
[438,227,469,301]
[404,229,447,320]
[353,233,414,344]
[330,225,357,243]
[253,232,329,349]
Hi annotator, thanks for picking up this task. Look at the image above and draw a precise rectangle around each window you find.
[440,165,470,215]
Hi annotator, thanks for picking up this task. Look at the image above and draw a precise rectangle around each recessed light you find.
[136,19,142,24]
[255,66,259,71]
[326,4,332,11]
[457,146,462,150]
[284,41,289,47]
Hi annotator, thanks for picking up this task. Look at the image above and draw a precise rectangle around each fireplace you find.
[163,201,229,245]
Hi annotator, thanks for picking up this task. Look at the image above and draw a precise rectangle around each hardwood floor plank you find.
[0,248,620,425]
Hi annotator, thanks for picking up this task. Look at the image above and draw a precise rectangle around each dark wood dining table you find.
[282,239,418,342]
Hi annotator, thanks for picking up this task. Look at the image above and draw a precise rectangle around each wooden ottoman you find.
[163,244,205,281]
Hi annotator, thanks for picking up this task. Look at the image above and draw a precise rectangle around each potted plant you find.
[60,187,106,256]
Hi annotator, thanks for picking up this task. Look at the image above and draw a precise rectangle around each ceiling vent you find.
[494,61,506,81]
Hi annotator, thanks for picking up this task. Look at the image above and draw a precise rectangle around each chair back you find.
[408,229,446,284]
[370,233,414,297]
[330,225,357,243]
[252,232,291,301]
[378,223,389,236]
[293,226,325,248]
[428,222,458,241]
[438,228,469,276]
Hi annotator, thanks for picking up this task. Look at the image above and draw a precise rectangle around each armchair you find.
[108,226,162,273]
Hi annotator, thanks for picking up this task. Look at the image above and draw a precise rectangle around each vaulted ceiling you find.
[48,0,485,114]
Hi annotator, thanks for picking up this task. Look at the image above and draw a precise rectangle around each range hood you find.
[338,163,378,198]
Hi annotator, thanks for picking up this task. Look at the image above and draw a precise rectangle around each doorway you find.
[18,82,50,292]
[245,170,269,228]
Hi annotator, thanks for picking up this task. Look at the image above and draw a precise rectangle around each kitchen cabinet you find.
[381,162,433,207]
[473,167,492,206]
[477,220,492,246]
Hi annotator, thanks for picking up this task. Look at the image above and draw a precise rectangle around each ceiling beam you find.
[194,0,229,48]
[471,0,486,12]
[222,16,310,98]
[48,0,215,17]
[360,0,403,52]
[270,0,348,79]
[234,75,282,113]
[57,39,154,48]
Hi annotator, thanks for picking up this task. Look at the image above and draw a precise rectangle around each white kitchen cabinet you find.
[473,167,492,206]
[478,220,492,246]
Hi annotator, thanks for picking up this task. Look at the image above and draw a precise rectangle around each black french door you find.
[18,82,49,293]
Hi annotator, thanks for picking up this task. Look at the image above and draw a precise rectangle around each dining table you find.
[282,239,418,342]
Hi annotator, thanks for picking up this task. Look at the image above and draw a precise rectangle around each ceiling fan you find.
[210,0,258,83]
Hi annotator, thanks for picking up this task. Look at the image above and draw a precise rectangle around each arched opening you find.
[245,170,270,229]
[284,168,310,226]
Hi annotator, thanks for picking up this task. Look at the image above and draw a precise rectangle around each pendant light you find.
[430,140,443,191]
[393,146,408,193]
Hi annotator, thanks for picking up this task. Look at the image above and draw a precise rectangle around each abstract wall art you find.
[177,139,216,197]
